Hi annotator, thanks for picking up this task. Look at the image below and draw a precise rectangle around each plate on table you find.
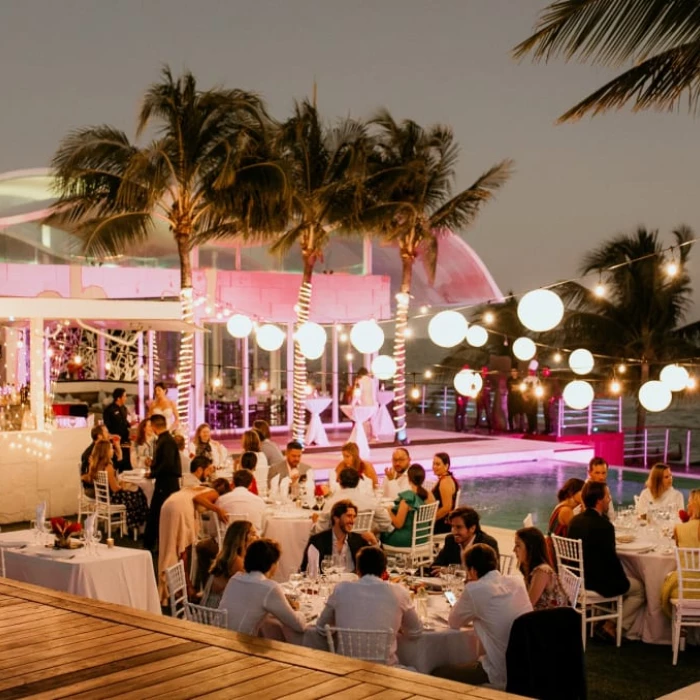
[267,511,309,520]
[616,540,655,553]
[409,576,443,590]
[615,533,636,544]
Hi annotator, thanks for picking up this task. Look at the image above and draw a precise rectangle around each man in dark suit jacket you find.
[432,507,500,571]
[102,388,131,472]
[143,414,181,551]
[300,500,366,573]
[567,480,644,636]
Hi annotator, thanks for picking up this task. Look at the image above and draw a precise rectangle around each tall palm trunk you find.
[636,360,649,433]
[392,255,413,443]
[176,232,194,435]
[292,254,315,443]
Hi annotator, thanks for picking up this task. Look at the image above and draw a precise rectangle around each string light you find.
[410,387,421,399]
[610,380,621,394]
[618,364,627,374]
[483,311,495,325]
[594,283,606,298]
[424,369,433,379]
[553,352,562,363]
[666,261,679,277]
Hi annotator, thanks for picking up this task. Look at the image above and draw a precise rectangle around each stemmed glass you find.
[321,555,333,576]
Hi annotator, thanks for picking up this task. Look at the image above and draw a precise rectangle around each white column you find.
[193,330,205,430]
[286,323,294,431]
[137,332,145,419]
[362,236,373,275]
[332,325,339,425]
[242,335,250,430]
[148,331,155,399]
[30,318,45,431]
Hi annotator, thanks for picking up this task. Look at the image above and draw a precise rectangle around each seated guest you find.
[253,419,284,465]
[316,546,423,665]
[314,468,393,535]
[239,429,269,475]
[174,434,191,474]
[432,507,500,570]
[217,469,267,532]
[130,419,155,470]
[433,543,533,689]
[380,464,434,548]
[201,520,257,608]
[182,455,214,488]
[548,477,585,537]
[301,500,366,574]
[189,422,228,468]
[675,489,700,546]
[636,463,685,518]
[219,538,306,639]
[382,448,411,499]
[431,452,459,534]
[568,481,645,639]
[268,440,312,491]
[513,527,568,610]
[239,451,260,494]
[332,442,378,490]
[82,440,148,531]
[80,424,122,476]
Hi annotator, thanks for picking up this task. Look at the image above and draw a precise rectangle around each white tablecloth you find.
[340,405,376,460]
[620,548,676,644]
[0,530,161,615]
[305,398,332,447]
[371,390,395,440]
[263,513,314,582]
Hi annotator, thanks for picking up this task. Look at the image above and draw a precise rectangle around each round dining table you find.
[263,509,314,582]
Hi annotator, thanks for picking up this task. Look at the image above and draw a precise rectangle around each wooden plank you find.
[0,618,115,651]
[322,683,405,700]
[198,667,315,700]
[360,691,414,700]
[344,671,475,700]
[276,677,363,700]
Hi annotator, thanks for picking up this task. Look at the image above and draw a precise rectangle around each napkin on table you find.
[35,501,46,531]
[306,544,320,579]
[304,470,316,507]
[269,474,281,501]
[279,477,291,502]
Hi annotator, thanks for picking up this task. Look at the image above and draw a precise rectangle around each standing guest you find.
[548,478,585,537]
[201,520,257,608]
[315,546,423,665]
[189,423,228,468]
[454,392,468,433]
[382,448,411,499]
[217,469,267,532]
[239,451,260,494]
[354,367,376,406]
[332,441,378,490]
[219,538,306,639]
[432,544,533,689]
[568,481,645,640]
[268,441,312,489]
[381,464,434,548]
[473,368,492,431]
[182,455,214,488]
[506,367,524,432]
[432,507,500,570]
[130,419,155,471]
[432,452,459,534]
[513,527,569,610]
[102,388,132,472]
[636,463,685,518]
[301,500,366,573]
[143,414,181,551]
[147,382,179,431]
[253,419,284,465]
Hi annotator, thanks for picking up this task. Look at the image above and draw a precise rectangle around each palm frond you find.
[75,211,154,258]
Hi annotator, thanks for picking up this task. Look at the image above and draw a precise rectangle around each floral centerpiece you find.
[50,517,82,549]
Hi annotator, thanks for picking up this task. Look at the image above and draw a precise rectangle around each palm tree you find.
[269,100,370,443]
[365,110,513,441]
[559,225,698,430]
[47,67,284,432]
[514,1,700,121]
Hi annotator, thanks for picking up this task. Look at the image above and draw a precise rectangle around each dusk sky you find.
[3,0,700,317]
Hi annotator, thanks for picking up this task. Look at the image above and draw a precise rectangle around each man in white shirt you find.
[382,448,411,499]
[313,468,393,535]
[316,546,423,665]
[217,469,267,531]
[433,543,533,690]
[181,455,213,488]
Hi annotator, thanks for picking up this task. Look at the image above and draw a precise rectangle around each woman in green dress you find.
[381,464,434,547]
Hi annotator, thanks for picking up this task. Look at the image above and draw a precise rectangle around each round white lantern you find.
[513,337,537,361]
[256,324,285,352]
[639,380,672,412]
[295,322,327,360]
[563,380,594,410]
[226,314,253,338]
[466,324,488,348]
[659,364,690,392]
[454,369,483,398]
[569,348,594,375]
[428,311,468,348]
[371,354,397,380]
[350,320,385,354]
[517,289,564,332]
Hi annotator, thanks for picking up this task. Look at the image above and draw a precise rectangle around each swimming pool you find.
[450,459,700,531]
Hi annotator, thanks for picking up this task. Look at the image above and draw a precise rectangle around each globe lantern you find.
[517,289,564,332]
[563,380,594,410]
[454,369,483,398]
[466,324,488,348]
[295,322,327,360]
[428,311,468,348]
[350,320,384,354]
[659,364,690,392]
[569,349,594,375]
[513,337,537,361]
[638,381,672,412]
[371,354,397,380]
[256,324,285,352]
[226,314,253,338]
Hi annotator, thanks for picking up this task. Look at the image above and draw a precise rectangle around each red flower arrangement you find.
[679,510,690,523]
[314,484,325,498]
[50,517,82,539]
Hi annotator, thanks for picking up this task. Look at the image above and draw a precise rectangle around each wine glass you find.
[321,555,333,576]
[386,556,397,576]
[288,572,304,595]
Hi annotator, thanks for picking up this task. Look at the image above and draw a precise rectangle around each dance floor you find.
[0,577,525,700]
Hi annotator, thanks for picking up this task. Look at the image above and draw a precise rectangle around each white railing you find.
[555,398,622,436]
[623,428,692,469]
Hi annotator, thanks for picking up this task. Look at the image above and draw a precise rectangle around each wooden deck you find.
[0,578,527,700]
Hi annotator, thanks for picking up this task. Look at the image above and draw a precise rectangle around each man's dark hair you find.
[338,467,360,489]
[244,538,281,574]
[582,480,608,509]
[149,414,166,430]
[356,367,368,378]
[190,455,212,474]
[112,388,126,401]
[286,440,303,452]
[211,477,231,496]
[357,546,386,578]
[448,506,482,533]
[253,419,270,440]
[588,456,608,472]
[91,425,104,441]
[330,499,357,523]
[240,451,258,471]
[394,447,410,460]
[464,543,498,578]
[233,469,254,489]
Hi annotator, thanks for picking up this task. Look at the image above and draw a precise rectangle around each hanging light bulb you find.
[594,283,606,298]
[419,305,429,314]
[618,363,627,374]
[666,260,679,277]
[404,327,413,338]
[687,376,697,390]
[257,379,268,393]
[73,354,82,365]
[553,352,562,363]
[610,380,621,394]
[424,369,433,379]
[410,387,421,400]
[483,311,495,325]
[212,376,223,389]
[105,361,112,371]
[340,333,348,343]
[345,352,354,362]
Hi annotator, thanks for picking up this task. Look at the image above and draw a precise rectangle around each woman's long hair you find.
[194,423,211,446]
[557,478,585,503]
[210,521,255,577]
[407,464,429,502]
[242,429,261,453]
[134,419,150,446]
[341,442,363,473]
[434,452,451,470]
[88,440,112,482]
[516,526,551,577]
[646,463,670,500]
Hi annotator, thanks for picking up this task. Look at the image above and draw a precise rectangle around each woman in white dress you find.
[148,382,179,431]
[189,423,228,467]
[636,462,685,517]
